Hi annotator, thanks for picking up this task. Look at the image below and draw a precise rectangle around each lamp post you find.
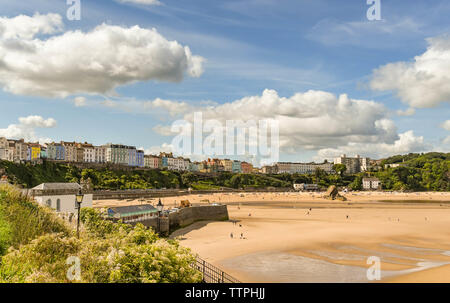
[156,198,164,234]
[75,188,84,238]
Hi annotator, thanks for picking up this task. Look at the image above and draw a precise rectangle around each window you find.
[56,199,61,212]
[46,199,52,207]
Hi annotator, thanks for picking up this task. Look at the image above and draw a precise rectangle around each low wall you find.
[169,205,229,231]
[130,217,170,235]
[121,205,229,235]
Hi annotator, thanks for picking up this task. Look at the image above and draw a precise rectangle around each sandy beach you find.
[95,191,450,283]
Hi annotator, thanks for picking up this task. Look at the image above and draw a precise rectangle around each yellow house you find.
[29,144,41,161]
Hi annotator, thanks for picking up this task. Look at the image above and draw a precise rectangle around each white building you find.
[334,154,370,174]
[0,137,14,161]
[61,141,78,162]
[9,139,28,162]
[362,178,381,190]
[81,143,95,163]
[31,183,93,214]
[94,145,106,163]
[274,161,333,174]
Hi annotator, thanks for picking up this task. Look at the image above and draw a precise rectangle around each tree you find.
[333,164,347,176]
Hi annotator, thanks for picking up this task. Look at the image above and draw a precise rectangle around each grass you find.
[0,184,70,252]
[191,181,223,190]
[0,208,12,255]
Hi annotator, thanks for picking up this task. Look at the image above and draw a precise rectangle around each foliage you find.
[0,184,70,251]
[375,153,450,191]
[1,152,449,192]
[0,187,202,283]
[333,164,347,176]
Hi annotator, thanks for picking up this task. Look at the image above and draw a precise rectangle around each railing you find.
[192,256,241,283]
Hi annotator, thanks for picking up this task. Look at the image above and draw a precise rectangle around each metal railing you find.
[193,256,241,283]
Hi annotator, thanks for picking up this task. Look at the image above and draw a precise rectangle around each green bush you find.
[0,187,202,283]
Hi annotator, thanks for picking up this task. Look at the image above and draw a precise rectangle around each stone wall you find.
[169,205,229,231]
[121,205,229,235]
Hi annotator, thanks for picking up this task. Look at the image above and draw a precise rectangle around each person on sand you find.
[230,232,233,239]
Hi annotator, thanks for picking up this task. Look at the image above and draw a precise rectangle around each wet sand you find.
[95,191,450,283]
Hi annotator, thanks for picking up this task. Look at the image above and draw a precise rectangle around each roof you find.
[362,178,380,182]
[32,183,81,190]
[108,205,157,217]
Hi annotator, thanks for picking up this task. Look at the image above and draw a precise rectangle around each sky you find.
[0,0,449,165]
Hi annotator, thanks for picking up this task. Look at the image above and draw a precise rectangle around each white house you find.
[362,178,381,190]
[31,183,93,214]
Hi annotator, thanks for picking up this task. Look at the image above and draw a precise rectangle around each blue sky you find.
[0,0,449,164]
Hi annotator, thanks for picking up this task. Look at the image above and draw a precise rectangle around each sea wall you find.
[169,205,229,230]
[123,205,229,235]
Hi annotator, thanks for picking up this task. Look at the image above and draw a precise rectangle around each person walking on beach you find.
[230,232,233,239]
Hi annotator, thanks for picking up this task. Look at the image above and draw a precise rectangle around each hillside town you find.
[0,136,372,175]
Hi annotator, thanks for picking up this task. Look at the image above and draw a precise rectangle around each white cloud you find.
[443,136,450,145]
[0,12,63,40]
[144,143,173,155]
[396,107,416,116]
[152,124,176,136]
[0,13,204,98]
[370,35,450,108]
[124,89,428,159]
[73,96,87,107]
[179,89,399,152]
[0,115,56,143]
[441,120,450,131]
[100,97,200,117]
[316,131,430,160]
[117,0,161,5]
[94,89,431,160]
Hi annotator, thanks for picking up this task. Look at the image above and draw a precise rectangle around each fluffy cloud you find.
[181,89,399,151]
[443,136,450,145]
[370,36,450,108]
[100,97,198,117]
[144,143,173,155]
[396,108,415,116]
[0,115,56,143]
[441,120,450,146]
[0,13,204,98]
[316,131,429,160]
[132,89,427,159]
[73,97,87,107]
[0,13,63,40]
[441,120,450,131]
